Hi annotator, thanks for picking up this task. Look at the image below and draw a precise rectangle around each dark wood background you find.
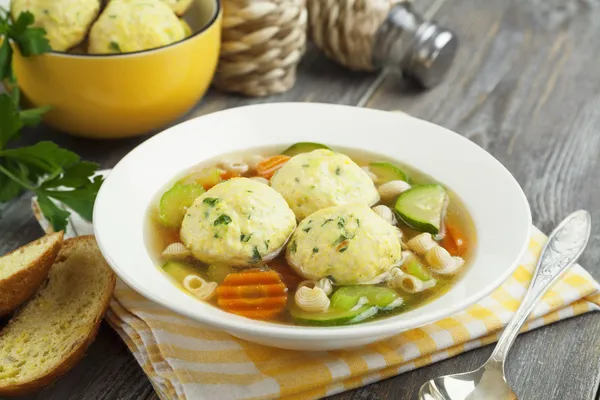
[2,0,600,398]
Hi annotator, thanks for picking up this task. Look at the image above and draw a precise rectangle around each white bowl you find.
[94,103,531,351]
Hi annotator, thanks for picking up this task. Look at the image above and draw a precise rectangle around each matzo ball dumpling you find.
[270,149,380,220]
[286,203,402,285]
[88,0,186,54]
[11,0,101,52]
[180,178,297,266]
[159,0,193,16]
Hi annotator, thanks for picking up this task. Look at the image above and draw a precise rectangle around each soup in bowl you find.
[146,145,476,326]
[93,103,531,350]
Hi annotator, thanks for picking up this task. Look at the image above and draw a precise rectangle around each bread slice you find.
[0,232,64,317]
[0,236,116,396]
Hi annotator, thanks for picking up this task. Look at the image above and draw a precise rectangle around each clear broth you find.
[145,145,477,325]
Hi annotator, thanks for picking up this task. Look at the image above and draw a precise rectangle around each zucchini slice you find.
[162,261,201,284]
[159,182,205,228]
[282,142,331,156]
[290,302,378,326]
[369,161,409,183]
[330,285,399,310]
[394,184,448,235]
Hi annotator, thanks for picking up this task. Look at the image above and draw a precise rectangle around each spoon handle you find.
[488,210,591,366]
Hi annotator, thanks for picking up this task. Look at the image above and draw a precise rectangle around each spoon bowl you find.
[419,210,591,400]
[419,364,516,400]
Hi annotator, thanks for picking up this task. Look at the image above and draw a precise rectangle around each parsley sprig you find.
[0,9,104,232]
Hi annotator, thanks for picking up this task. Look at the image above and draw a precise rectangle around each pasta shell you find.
[378,180,411,201]
[361,166,378,182]
[316,277,333,296]
[407,233,437,255]
[372,205,397,225]
[162,242,191,259]
[219,160,249,174]
[388,268,436,293]
[249,176,270,185]
[425,246,465,275]
[294,286,330,312]
[246,154,266,170]
[183,275,218,300]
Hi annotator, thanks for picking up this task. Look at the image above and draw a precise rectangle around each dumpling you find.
[88,0,186,54]
[286,203,402,285]
[270,149,379,220]
[180,178,297,266]
[159,0,193,16]
[11,0,101,52]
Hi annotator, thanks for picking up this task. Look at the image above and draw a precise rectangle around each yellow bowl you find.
[11,0,221,139]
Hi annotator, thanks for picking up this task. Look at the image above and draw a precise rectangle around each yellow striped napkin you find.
[32,181,600,400]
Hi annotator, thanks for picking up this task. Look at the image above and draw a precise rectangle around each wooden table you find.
[2,0,600,398]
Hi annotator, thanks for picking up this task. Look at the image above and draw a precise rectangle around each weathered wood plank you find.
[359,0,600,399]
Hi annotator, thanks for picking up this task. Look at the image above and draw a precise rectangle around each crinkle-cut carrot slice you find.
[218,296,288,310]
[256,155,290,179]
[222,270,282,285]
[227,308,283,320]
[441,223,468,257]
[216,269,288,320]
[216,283,287,298]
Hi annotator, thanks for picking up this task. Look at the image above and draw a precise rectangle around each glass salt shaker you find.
[372,2,458,88]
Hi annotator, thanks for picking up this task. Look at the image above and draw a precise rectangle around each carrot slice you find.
[441,223,468,257]
[222,270,282,285]
[256,155,290,179]
[216,269,288,320]
[216,283,287,298]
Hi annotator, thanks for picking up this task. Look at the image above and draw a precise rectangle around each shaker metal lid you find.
[401,22,458,88]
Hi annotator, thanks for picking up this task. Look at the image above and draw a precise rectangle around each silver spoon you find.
[419,210,592,400]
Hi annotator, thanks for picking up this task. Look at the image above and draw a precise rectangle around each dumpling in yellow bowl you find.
[88,0,186,54]
[11,0,101,52]
[159,0,193,16]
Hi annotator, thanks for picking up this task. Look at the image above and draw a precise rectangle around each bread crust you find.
[0,232,64,317]
[0,236,117,396]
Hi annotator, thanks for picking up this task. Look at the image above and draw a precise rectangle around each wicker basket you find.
[213,0,308,97]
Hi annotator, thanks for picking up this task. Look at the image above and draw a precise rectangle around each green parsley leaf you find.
[333,234,349,245]
[0,39,13,81]
[109,41,121,52]
[203,197,220,206]
[321,218,334,227]
[0,94,23,150]
[42,175,103,221]
[0,167,23,201]
[240,233,252,242]
[37,193,70,232]
[213,214,231,226]
[289,240,297,253]
[251,247,262,263]
[0,141,79,177]
[41,161,100,189]
[19,105,52,126]
[9,11,51,56]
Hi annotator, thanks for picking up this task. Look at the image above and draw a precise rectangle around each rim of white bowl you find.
[94,102,532,340]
